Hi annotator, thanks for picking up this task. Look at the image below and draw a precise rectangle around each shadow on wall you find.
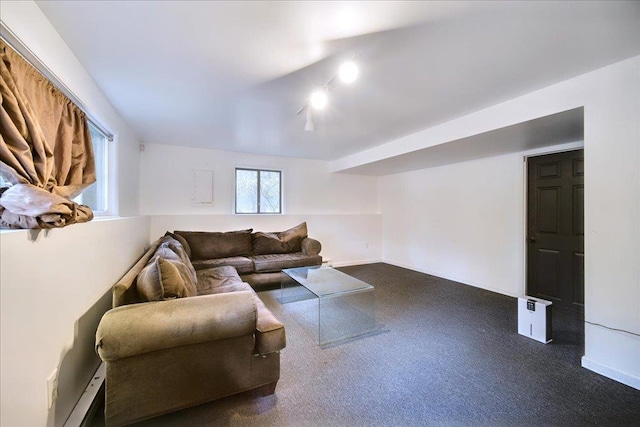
[48,289,112,427]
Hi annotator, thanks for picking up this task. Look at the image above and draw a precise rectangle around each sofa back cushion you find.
[175,229,253,260]
[164,231,192,258]
[137,256,198,301]
[158,235,198,284]
[252,232,298,255]
[250,222,309,255]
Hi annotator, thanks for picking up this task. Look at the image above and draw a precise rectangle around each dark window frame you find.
[235,167,282,214]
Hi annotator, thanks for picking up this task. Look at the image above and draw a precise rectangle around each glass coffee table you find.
[280,266,375,346]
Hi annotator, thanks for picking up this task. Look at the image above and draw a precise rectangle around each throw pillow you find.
[137,256,189,301]
[252,232,298,255]
[158,236,198,286]
[277,222,308,252]
[164,231,192,258]
[154,245,182,262]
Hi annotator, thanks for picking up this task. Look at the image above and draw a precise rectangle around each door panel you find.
[527,149,584,312]
[538,187,559,233]
[573,185,584,236]
[537,249,559,298]
[573,253,585,306]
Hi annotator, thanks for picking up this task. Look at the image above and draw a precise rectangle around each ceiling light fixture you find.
[297,54,360,131]
[338,60,359,84]
[310,87,329,110]
[304,108,315,132]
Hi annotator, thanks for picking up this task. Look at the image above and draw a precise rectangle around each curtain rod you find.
[0,21,114,141]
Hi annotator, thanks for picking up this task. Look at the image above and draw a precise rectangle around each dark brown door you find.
[527,149,584,312]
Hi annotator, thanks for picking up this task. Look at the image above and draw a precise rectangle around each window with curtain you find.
[73,123,108,213]
[0,38,97,229]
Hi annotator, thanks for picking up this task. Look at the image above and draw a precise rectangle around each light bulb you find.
[338,60,359,83]
[310,89,328,110]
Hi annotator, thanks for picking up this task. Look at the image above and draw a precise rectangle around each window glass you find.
[235,168,281,214]
[259,170,281,213]
[236,169,258,213]
[74,123,108,213]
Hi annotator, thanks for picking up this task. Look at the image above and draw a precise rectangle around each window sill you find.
[0,215,124,233]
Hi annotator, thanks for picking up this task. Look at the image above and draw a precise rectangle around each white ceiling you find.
[36,1,640,161]
[339,108,584,175]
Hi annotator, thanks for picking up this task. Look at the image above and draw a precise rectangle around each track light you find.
[297,54,360,130]
[310,87,329,110]
[304,108,315,132]
[338,60,359,83]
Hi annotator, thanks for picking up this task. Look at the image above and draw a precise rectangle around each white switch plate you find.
[47,368,58,409]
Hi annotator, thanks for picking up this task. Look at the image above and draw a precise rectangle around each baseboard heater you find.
[64,362,105,427]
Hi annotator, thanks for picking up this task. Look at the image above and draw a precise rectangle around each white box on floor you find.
[518,296,552,343]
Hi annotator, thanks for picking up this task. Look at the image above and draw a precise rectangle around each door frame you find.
[521,142,584,299]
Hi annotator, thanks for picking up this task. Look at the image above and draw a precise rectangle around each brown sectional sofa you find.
[175,222,322,290]
[95,223,321,426]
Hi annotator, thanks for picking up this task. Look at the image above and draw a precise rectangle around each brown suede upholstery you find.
[279,222,308,252]
[252,232,298,254]
[164,231,192,258]
[252,253,323,272]
[301,237,322,256]
[97,238,286,426]
[175,229,253,260]
[96,291,257,361]
[172,225,322,290]
[98,225,321,425]
[192,256,255,274]
[195,265,249,293]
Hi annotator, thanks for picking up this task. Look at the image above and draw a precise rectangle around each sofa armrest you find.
[96,291,256,361]
[301,237,321,256]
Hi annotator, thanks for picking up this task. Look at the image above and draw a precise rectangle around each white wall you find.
[0,2,148,425]
[380,141,583,296]
[140,143,381,265]
[0,218,150,427]
[377,56,640,389]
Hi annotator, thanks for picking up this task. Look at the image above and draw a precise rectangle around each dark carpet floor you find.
[98,263,640,426]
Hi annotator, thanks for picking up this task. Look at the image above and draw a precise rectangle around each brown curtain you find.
[0,39,96,229]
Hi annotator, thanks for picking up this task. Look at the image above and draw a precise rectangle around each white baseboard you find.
[582,356,640,391]
[332,259,382,268]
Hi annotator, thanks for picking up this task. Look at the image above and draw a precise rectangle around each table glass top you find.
[282,265,373,298]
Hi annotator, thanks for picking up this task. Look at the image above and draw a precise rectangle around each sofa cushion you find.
[160,235,190,264]
[251,253,323,273]
[191,256,255,274]
[204,281,254,295]
[195,265,244,295]
[137,257,197,301]
[252,232,298,255]
[157,239,198,285]
[278,222,308,252]
[164,231,192,258]
[175,229,253,260]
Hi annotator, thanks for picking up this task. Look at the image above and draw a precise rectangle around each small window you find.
[74,123,109,214]
[0,123,109,214]
[235,168,281,214]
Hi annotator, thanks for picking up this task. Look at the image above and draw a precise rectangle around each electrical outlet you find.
[47,368,58,409]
